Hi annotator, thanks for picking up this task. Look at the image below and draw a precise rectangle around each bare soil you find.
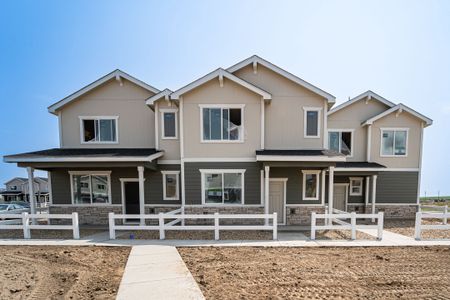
[302,230,376,240]
[0,246,130,300]
[179,246,450,299]
[0,229,105,239]
[116,230,273,240]
[385,219,450,239]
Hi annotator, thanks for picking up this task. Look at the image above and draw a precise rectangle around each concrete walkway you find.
[116,245,204,300]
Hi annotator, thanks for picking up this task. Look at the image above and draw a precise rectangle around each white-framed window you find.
[380,128,408,157]
[161,109,178,139]
[162,171,180,200]
[200,169,245,205]
[303,107,322,138]
[69,171,112,205]
[10,186,17,191]
[200,104,244,142]
[79,116,119,144]
[349,177,363,196]
[301,170,320,200]
[328,130,354,156]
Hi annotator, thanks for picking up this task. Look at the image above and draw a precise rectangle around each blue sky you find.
[0,0,449,195]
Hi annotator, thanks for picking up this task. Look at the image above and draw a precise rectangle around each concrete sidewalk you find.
[117,245,204,300]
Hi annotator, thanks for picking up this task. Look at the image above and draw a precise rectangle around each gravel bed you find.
[385,219,450,239]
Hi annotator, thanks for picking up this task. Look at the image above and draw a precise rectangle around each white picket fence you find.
[311,209,384,240]
[414,211,450,240]
[0,212,79,239]
[109,211,278,240]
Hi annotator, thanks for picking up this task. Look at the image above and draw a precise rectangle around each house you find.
[0,177,49,203]
[3,55,432,225]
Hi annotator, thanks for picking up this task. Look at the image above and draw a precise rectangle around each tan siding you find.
[59,78,156,148]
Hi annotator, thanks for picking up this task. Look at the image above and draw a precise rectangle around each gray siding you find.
[51,165,181,205]
[376,171,418,204]
[184,162,262,205]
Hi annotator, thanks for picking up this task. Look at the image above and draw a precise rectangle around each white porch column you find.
[137,166,145,226]
[321,170,326,205]
[27,167,37,225]
[371,174,378,222]
[328,166,334,215]
[264,166,270,225]
[365,176,370,206]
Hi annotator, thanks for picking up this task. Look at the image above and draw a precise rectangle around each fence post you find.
[22,212,30,239]
[181,206,185,226]
[377,212,384,240]
[273,213,277,240]
[311,212,316,240]
[214,212,219,241]
[444,205,448,225]
[350,212,356,240]
[415,211,422,240]
[72,212,80,240]
[109,212,116,240]
[159,213,165,240]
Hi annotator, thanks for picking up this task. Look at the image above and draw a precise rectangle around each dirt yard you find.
[385,219,450,239]
[179,246,450,299]
[0,246,130,300]
[302,229,376,240]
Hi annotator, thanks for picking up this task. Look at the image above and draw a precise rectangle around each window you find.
[10,186,17,191]
[201,105,244,142]
[80,117,118,143]
[350,177,363,196]
[304,108,321,138]
[328,130,353,156]
[381,129,408,156]
[302,170,320,200]
[162,171,180,200]
[70,171,111,204]
[161,110,178,139]
[201,169,245,204]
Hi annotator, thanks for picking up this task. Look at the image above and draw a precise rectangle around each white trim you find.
[349,177,363,196]
[145,89,173,106]
[321,170,326,206]
[303,107,322,138]
[269,178,287,225]
[69,171,112,205]
[256,155,345,162]
[160,109,179,140]
[4,152,164,163]
[226,55,335,103]
[380,128,409,157]
[171,68,271,100]
[260,98,265,149]
[362,104,432,127]
[327,129,355,157]
[301,170,321,201]
[367,125,372,161]
[154,102,159,149]
[158,160,181,165]
[365,176,370,205]
[79,116,119,145]
[333,183,349,211]
[199,104,245,143]
[183,157,256,162]
[334,167,419,172]
[48,69,160,114]
[200,169,246,205]
[161,171,180,201]
[328,90,395,116]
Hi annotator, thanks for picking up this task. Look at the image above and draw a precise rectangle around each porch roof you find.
[0,191,23,195]
[3,148,164,163]
[256,149,345,162]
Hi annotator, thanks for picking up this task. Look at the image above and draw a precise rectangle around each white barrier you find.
[109,211,278,241]
[414,211,450,240]
[311,211,384,240]
[0,212,79,239]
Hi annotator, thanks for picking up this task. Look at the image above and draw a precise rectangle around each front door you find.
[333,184,347,212]
[124,182,140,222]
[269,181,285,224]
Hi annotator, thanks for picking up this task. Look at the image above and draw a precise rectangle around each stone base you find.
[364,204,418,219]
[49,205,123,225]
[286,206,326,225]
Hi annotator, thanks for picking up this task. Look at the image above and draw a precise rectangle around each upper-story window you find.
[9,186,17,191]
[80,116,118,144]
[304,107,321,138]
[200,105,244,142]
[161,109,178,139]
[328,130,353,156]
[381,128,408,157]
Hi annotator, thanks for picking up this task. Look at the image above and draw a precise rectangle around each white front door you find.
[269,181,285,224]
[333,184,347,212]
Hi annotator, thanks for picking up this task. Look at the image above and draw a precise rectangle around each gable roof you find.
[362,103,433,127]
[170,68,271,100]
[145,89,174,109]
[227,55,335,103]
[328,90,396,116]
[48,69,160,115]
[4,177,28,185]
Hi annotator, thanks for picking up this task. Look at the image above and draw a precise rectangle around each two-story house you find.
[0,177,49,203]
[3,55,432,225]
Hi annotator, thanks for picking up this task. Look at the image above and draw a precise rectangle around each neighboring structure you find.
[3,56,432,225]
[0,177,49,203]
